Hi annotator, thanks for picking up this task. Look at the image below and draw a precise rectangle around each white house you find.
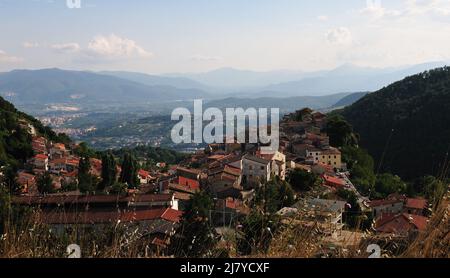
[242,155,271,185]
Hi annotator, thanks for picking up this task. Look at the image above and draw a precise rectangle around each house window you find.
[261,166,265,170]
[249,166,253,170]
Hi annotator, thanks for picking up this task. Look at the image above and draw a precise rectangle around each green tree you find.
[342,146,376,196]
[170,191,217,258]
[37,172,54,194]
[78,156,94,193]
[255,179,295,213]
[374,173,407,199]
[99,152,117,191]
[288,169,319,191]
[0,177,12,234]
[0,165,20,194]
[237,210,279,255]
[409,176,446,205]
[326,115,358,148]
[337,189,372,230]
[110,182,127,195]
[119,153,139,188]
[74,142,96,158]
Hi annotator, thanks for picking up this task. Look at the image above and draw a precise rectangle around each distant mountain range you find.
[1,62,448,113]
[99,71,210,91]
[0,69,210,106]
[260,62,450,97]
[166,67,311,89]
[166,62,450,97]
[204,93,362,113]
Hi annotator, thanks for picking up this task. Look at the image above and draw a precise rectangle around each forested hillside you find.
[0,96,69,168]
[342,67,450,180]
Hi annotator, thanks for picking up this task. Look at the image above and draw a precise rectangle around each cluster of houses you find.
[369,193,430,235]
[10,109,433,255]
[18,137,81,194]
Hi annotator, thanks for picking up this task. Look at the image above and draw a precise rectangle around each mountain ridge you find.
[342,66,450,179]
[0,68,211,106]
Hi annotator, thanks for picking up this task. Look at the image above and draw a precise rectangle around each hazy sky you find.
[1,0,450,74]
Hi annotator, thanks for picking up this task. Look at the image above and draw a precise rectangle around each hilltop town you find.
[3,107,435,258]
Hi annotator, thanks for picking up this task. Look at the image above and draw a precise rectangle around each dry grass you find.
[1,192,449,258]
[402,192,450,258]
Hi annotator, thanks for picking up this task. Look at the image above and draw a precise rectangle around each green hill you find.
[0,96,69,168]
[342,67,450,180]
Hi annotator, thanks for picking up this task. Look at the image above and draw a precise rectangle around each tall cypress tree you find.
[99,152,117,190]
[119,153,138,188]
[78,156,94,193]
[169,191,217,258]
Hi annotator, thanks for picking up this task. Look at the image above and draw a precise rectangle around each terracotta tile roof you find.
[208,154,226,161]
[322,174,346,187]
[375,213,429,233]
[161,208,183,223]
[177,166,201,175]
[405,198,427,210]
[321,148,341,155]
[169,183,198,194]
[12,194,173,206]
[178,176,201,190]
[173,191,192,201]
[369,199,403,208]
[34,154,48,160]
[243,154,270,165]
[41,208,181,225]
[53,143,66,150]
[138,169,151,178]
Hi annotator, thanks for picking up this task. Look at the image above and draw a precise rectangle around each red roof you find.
[224,165,241,176]
[53,143,66,150]
[12,193,173,206]
[178,176,200,191]
[375,213,428,234]
[41,207,182,224]
[161,208,183,223]
[406,198,427,210]
[34,154,48,160]
[369,199,403,208]
[322,174,346,187]
[138,169,150,178]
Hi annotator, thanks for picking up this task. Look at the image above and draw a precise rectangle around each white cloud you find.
[51,43,81,53]
[326,27,353,45]
[360,5,401,19]
[85,34,153,59]
[405,0,442,15]
[23,42,40,48]
[190,54,223,62]
[317,15,329,21]
[0,50,23,63]
[359,0,450,20]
